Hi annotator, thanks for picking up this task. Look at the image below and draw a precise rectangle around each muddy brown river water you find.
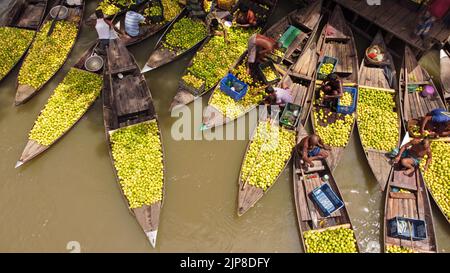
[0,0,448,252]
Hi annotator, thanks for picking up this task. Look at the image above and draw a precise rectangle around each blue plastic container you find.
[219,73,248,101]
[337,86,357,114]
[388,217,427,241]
[310,183,344,217]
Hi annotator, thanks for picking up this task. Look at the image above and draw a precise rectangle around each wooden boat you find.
[399,46,446,131]
[293,125,360,253]
[141,7,212,72]
[103,39,165,248]
[401,47,450,223]
[237,48,318,216]
[0,0,47,82]
[14,0,85,105]
[440,42,450,107]
[310,5,359,172]
[114,2,185,47]
[201,1,322,130]
[15,43,105,168]
[169,0,277,111]
[357,32,401,190]
[383,134,438,253]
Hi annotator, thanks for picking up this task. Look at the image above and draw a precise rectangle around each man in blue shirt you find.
[125,5,147,37]
[419,108,450,138]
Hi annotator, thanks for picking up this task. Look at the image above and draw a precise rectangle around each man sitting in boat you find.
[293,134,331,168]
[320,73,343,110]
[235,3,257,27]
[247,34,280,75]
[393,138,432,176]
[418,108,450,138]
[263,84,293,107]
[124,5,148,37]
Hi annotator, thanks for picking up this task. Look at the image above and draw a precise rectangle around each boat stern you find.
[146,230,158,248]
[169,90,195,112]
[15,84,37,106]
[141,64,154,73]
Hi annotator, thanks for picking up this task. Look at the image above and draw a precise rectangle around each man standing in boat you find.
[319,73,343,110]
[293,134,331,168]
[417,108,450,138]
[392,138,432,176]
[94,9,119,53]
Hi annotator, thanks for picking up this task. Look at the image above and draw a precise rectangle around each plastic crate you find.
[336,86,357,114]
[180,77,205,96]
[310,183,344,217]
[219,73,248,101]
[317,56,338,80]
[147,1,164,23]
[278,25,301,49]
[280,103,301,129]
[257,61,280,84]
[388,217,427,241]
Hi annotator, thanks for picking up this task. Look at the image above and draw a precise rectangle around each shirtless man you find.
[393,138,432,176]
[294,134,331,168]
[320,73,343,107]
[247,34,280,74]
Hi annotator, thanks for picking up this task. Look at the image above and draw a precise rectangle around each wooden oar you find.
[47,0,65,36]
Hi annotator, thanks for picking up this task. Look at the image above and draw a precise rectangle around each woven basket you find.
[365,45,385,66]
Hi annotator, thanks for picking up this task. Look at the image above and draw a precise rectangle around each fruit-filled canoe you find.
[293,125,360,253]
[201,1,322,130]
[103,39,165,248]
[400,46,446,129]
[357,32,401,191]
[384,135,438,253]
[169,0,278,111]
[399,47,449,223]
[14,0,85,105]
[420,138,450,224]
[141,3,213,72]
[311,4,359,172]
[15,42,105,168]
[237,48,318,216]
[0,0,47,82]
[114,0,184,47]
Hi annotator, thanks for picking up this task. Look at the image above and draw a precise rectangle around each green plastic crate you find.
[278,25,301,49]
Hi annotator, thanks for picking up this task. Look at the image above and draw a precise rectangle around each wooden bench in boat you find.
[323,42,354,75]
[15,1,47,29]
[107,40,137,74]
[391,169,418,191]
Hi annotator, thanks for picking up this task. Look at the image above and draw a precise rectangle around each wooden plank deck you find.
[332,0,450,53]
